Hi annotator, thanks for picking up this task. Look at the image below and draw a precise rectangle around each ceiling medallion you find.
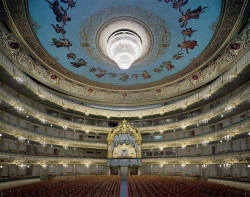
[96,17,153,69]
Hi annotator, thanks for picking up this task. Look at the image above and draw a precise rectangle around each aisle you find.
[120,180,128,197]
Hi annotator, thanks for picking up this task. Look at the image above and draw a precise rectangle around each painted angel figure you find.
[178,39,198,54]
[178,6,207,28]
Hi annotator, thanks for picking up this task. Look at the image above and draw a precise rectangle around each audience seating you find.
[127,175,250,197]
[0,176,120,197]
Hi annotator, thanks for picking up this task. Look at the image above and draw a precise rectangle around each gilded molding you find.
[142,151,250,165]
[142,118,250,149]
[0,119,108,149]
[0,151,106,165]
[0,83,249,134]
[0,20,249,115]
[139,85,250,133]
[0,115,249,150]
[0,151,248,165]
[0,17,249,106]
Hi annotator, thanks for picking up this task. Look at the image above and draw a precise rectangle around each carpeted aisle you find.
[120,180,128,197]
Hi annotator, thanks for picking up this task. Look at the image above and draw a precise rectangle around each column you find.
[118,167,121,176]
[138,167,142,175]
[128,166,131,176]
[40,166,48,180]
[107,166,111,176]
[200,167,208,181]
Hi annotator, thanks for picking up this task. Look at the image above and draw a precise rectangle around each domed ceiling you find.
[1,0,247,106]
[28,0,221,86]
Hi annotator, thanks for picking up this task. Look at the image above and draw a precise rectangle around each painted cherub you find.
[178,39,198,54]
[178,6,207,28]
[51,38,72,48]
[60,0,76,8]
[46,0,71,25]
[67,53,76,59]
[51,24,66,34]
[182,28,196,37]
[173,52,184,60]
[70,58,87,68]
[173,0,189,10]
[142,71,151,79]
[161,61,175,71]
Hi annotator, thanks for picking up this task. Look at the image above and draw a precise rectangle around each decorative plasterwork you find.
[0,151,248,165]
[107,120,142,144]
[0,47,249,118]
[107,120,142,158]
[0,3,248,106]
[0,22,249,111]
[0,116,249,150]
[0,87,109,134]
[138,85,250,133]
[142,118,250,149]
[0,21,250,109]
[0,83,249,134]
[0,120,107,149]
[142,151,250,165]
[0,151,106,165]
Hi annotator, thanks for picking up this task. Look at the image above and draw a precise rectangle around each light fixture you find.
[40,119,46,124]
[15,106,24,112]
[225,105,235,111]
[223,163,231,168]
[181,125,186,129]
[107,30,142,70]
[201,164,208,168]
[63,164,68,168]
[18,164,26,168]
[18,136,26,142]
[14,76,24,83]
[41,164,47,168]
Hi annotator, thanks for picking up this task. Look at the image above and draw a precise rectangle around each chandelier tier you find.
[96,17,153,70]
[107,30,142,70]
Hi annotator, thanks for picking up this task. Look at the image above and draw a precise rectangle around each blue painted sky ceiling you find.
[28,0,221,86]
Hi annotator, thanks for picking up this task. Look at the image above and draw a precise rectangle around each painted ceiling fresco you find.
[28,0,221,86]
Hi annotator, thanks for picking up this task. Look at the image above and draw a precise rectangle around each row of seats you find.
[127,175,250,197]
[0,176,120,197]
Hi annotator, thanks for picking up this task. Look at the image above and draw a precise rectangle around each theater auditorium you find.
[0,0,249,196]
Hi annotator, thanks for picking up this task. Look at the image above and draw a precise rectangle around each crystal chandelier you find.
[107,30,142,70]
